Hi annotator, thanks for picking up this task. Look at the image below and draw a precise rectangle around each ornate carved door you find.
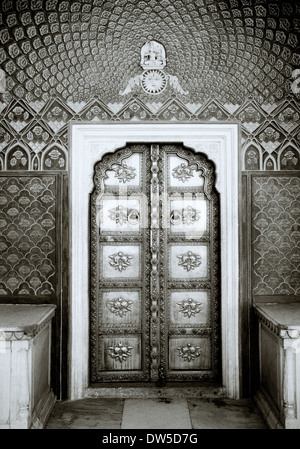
[90,143,221,384]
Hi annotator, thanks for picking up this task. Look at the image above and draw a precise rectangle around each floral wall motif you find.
[252,176,300,296]
[0,95,300,173]
[0,175,57,297]
[0,0,299,174]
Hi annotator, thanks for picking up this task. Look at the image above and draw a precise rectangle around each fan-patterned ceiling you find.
[0,0,299,105]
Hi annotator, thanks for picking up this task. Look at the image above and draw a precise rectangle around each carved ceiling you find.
[0,0,299,106]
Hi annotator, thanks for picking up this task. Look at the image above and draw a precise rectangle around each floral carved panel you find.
[252,176,300,296]
[0,175,57,297]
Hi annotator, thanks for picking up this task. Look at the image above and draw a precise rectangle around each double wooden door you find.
[90,143,221,384]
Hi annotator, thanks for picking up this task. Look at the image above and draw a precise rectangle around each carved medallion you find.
[177,251,202,272]
[108,251,133,272]
[108,297,133,317]
[108,342,133,363]
[120,40,188,96]
[177,343,201,362]
[141,69,167,95]
[108,205,139,225]
[112,163,136,183]
[177,298,202,318]
[170,206,200,225]
[172,163,195,182]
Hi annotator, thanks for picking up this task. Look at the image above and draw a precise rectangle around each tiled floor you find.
[45,397,268,429]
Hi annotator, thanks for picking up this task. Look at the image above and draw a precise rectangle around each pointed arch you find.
[263,154,277,171]
[5,143,31,171]
[41,143,68,171]
[242,142,263,170]
[277,142,300,170]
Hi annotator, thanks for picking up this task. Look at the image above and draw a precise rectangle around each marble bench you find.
[254,302,300,429]
[0,304,56,429]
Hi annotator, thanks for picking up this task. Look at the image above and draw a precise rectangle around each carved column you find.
[282,334,298,428]
[10,341,31,429]
[149,144,160,382]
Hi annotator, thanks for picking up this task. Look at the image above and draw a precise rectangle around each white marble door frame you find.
[69,122,240,399]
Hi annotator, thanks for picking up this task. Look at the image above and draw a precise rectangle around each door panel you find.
[90,143,221,384]
[90,144,150,382]
[160,144,220,382]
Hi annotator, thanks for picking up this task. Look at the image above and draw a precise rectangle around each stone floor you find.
[45,397,268,429]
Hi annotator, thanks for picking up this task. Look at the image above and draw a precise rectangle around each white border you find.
[69,122,240,399]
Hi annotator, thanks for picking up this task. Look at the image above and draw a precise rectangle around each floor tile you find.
[187,398,268,429]
[45,398,124,429]
[121,398,192,429]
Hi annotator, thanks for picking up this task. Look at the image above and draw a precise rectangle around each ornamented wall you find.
[0,0,299,396]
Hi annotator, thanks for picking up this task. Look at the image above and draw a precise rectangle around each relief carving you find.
[177,343,201,362]
[108,342,133,363]
[172,163,196,183]
[108,251,133,272]
[90,144,220,382]
[177,298,202,318]
[112,163,137,183]
[177,251,202,272]
[170,206,200,225]
[108,297,133,317]
[281,149,298,167]
[108,205,139,225]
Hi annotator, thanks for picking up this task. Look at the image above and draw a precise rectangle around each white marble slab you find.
[121,398,192,429]
[0,304,56,336]
[254,303,300,330]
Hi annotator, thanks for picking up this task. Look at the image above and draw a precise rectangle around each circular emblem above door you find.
[141,69,167,95]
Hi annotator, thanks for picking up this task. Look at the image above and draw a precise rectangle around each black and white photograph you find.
[0,0,299,436]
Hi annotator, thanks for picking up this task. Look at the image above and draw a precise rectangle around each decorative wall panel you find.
[1,96,300,174]
[252,176,300,296]
[0,175,57,297]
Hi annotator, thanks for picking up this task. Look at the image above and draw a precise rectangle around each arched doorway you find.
[69,123,240,399]
[90,143,221,384]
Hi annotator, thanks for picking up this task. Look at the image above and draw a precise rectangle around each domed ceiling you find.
[0,0,299,106]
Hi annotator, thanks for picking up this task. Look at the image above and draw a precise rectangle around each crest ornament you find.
[140,40,166,70]
[120,40,188,96]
